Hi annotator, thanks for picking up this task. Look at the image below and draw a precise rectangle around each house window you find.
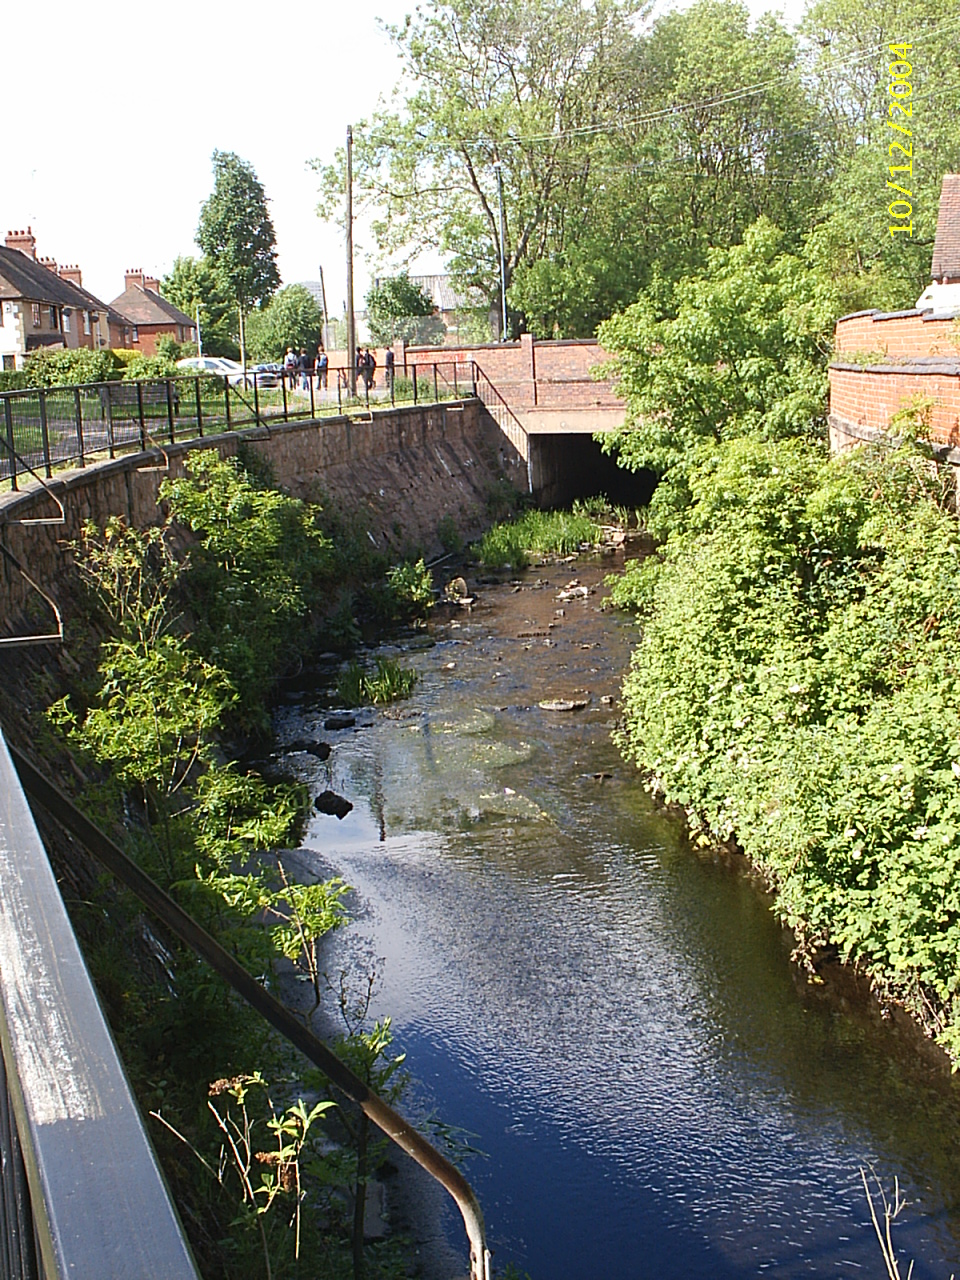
[2,355,14,371]
[62,311,71,334]
[49,306,58,329]
[32,303,41,328]
[132,326,139,343]
[83,311,91,335]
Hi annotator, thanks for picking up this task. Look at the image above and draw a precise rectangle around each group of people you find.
[279,344,395,394]
[283,347,329,391]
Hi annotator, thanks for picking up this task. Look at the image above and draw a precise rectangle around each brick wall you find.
[828,360,960,451]
[0,400,522,639]
[406,335,621,411]
[833,310,958,358]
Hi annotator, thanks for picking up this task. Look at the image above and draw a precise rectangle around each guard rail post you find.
[74,388,85,467]
[4,398,18,491]
[38,391,51,478]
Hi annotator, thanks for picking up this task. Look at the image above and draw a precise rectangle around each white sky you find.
[0,0,806,314]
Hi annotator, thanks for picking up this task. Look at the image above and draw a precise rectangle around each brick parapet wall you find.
[828,360,960,451]
[833,309,958,359]
[406,335,620,411]
[0,400,521,639]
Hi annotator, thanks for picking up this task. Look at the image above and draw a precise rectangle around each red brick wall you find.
[833,311,958,358]
[405,335,621,411]
[829,363,960,449]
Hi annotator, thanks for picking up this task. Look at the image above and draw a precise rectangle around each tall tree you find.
[162,256,239,359]
[365,275,445,346]
[800,0,960,309]
[314,0,645,337]
[197,151,280,368]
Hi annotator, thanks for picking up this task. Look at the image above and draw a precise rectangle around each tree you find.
[245,286,323,363]
[197,151,280,368]
[162,255,239,359]
[800,0,960,309]
[597,219,839,535]
[314,0,644,337]
[365,275,445,346]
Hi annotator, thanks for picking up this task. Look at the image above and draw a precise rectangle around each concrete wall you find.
[0,399,524,640]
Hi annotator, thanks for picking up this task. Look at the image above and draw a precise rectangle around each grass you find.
[336,656,419,705]
[474,507,604,569]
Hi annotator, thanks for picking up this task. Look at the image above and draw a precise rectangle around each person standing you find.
[283,347,297,390]
[384,346,395,393]
[299,348,312,392]
[317,348,328,389]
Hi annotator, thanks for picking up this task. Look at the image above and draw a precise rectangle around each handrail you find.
[0,729,201,1279]
[0,540,63,649]
[11,747,491,1280]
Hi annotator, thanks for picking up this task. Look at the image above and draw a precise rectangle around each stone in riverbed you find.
[539,696,590,712]
[288,738,332,760]
[324,713,357,731]
[314,790,353,819]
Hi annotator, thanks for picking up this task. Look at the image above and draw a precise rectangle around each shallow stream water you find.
[276,549,960,1279]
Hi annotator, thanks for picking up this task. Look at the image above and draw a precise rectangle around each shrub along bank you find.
[609,431,960,1064]
[35,450,430,1278]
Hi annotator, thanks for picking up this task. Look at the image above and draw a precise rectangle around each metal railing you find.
[3,733,491,1280]
[0,362,480,492]
[0,728,201,1279]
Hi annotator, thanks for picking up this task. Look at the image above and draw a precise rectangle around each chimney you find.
[59,264,83,287]
[143,275,161,294]
[125,268,145,290]
[39,255,58,275]
[5,227,37,259]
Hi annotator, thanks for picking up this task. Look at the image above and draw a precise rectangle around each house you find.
[828,174,960,456]
[0,228,127,370]
[408,274,485,344]
[108,270,196,355]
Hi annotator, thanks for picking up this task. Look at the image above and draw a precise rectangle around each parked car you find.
[176,356,244,382]
[249,363,281,388]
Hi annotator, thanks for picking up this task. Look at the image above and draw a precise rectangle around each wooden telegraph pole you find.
[346,124,356,396]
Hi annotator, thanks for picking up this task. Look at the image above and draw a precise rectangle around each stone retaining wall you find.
[0,400,522,640]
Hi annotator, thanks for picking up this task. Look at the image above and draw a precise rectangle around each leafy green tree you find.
[365,275,445,346]
[196,151,280,367]
[597,219,839,535]
[245,285,323,363]
[162,255,239,359]
[800,0,960,309]
[315,0,643,336]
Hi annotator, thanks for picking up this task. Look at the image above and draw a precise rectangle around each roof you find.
[107,285,194,328]
[0,245,104,310]
[409,274,483,312]
[931,174,960,281]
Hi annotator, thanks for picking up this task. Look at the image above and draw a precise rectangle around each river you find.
[275,547,960,1280]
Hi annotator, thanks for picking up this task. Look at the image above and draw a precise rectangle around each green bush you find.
[336,656,419,705]
[22,346,125,387]
[613,434,960,1061]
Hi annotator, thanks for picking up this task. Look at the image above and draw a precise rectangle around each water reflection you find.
[277,554,960,1279]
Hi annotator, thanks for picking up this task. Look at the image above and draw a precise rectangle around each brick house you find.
[828,175,960,456]
[0,228,129,369]
[108,270,196,355]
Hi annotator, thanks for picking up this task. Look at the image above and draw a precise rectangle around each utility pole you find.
[196,304,203,357]
[346,125,356,394]
[493,160,508,342]
[318,264,329,350]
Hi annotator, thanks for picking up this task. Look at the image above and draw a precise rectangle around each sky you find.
[1,0,806,315]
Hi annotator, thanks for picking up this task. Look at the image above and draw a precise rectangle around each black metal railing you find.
[0,362,480,493]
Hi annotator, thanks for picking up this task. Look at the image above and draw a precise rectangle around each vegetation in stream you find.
[336,656,420,706]
[474,505,605,568]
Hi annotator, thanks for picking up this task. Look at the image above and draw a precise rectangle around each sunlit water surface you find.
[276,552,960,1279]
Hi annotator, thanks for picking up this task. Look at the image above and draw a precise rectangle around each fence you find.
[0,361,479,492]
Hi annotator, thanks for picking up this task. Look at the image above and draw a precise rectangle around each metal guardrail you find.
[0,362,479,492]
[0,727,201,1279]
[7,742,491,1280]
